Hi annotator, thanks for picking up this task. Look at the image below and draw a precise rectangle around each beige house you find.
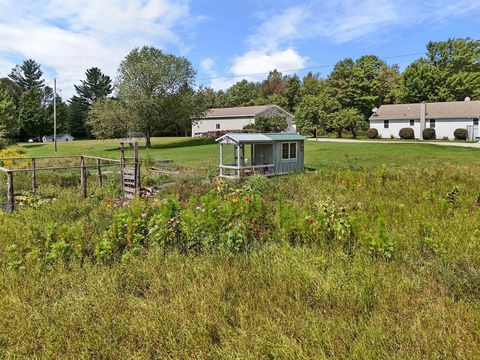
[369,100,480,140]
[192,105,295,137]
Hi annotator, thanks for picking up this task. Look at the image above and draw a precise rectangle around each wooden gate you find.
[120,141,140,198]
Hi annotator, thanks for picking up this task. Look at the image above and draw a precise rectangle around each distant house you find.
[369,100,480,140]
[192,105,296,137]
[42,134,75,143]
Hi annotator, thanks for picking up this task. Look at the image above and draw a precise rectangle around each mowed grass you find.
[19,137,480,170]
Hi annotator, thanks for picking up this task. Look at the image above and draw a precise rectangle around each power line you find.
[197,51,425,81]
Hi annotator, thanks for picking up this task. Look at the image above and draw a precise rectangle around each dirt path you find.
[308,138,480,149]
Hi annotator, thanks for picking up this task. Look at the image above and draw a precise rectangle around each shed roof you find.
[369,101,480,120]
[216,133,305,144]
[197,105,292,119]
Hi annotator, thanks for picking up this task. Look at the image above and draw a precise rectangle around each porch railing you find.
[220,164,275,178]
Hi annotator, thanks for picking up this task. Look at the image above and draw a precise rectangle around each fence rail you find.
[0,154,137,213]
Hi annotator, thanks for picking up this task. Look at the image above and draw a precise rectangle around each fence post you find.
[31,158,36,193]
[96,158,102,187]
[80,156,87,199]
[133,141,140,192]
[120,143,125,193]
[6,171,14,213]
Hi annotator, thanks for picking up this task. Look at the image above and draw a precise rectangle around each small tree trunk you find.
[145,131,151,148]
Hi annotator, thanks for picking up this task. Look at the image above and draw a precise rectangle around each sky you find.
[0,0,479,99]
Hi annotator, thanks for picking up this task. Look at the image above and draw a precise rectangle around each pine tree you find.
[8,59,45,91]
[74,67,113,103]
[68,67,113,138]
[17,88,46,139]
[0,88,18,139]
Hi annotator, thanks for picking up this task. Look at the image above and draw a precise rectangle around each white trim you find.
[281,142,297,161]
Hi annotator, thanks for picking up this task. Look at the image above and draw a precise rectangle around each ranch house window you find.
[216,124,220,130]
[430,119,435,128]
[384,120,389,128]
[410,120,414,126]
[474,118,479,126]
[282,142,297,160]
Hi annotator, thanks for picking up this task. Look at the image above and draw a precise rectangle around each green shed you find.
[216,133,305,178]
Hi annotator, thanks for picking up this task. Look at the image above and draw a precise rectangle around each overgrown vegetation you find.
[0,141,480,357]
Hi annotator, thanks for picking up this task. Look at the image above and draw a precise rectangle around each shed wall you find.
[273,141,304,174]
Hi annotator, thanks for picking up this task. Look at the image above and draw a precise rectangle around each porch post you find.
[236,144,241,177]
[219,143,223,177]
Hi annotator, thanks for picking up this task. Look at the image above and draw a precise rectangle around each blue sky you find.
[0,0,479,98]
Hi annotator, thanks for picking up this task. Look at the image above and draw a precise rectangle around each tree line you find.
[0,37,478,146]
[205,38,479,137]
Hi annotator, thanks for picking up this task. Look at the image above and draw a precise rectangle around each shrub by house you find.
[366,128,378,139]
[399,128,415,139]
[454,128,468,140]
[422,128,436,140]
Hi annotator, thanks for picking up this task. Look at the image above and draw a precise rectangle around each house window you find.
[282,142,297,160]
[474,118,479,126]
[384,120,389,129]
[430,119,435,128]
[216,124,220,130]
[410,120,414,126]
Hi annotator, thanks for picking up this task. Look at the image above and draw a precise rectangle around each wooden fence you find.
[0,152,138,213]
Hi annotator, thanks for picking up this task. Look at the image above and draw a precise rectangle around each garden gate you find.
[120,141,141,198]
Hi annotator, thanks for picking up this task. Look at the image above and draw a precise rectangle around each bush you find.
[399,127,415,139]
[454,128,468,140]
[366,128,378,139]
[422,128,436,140]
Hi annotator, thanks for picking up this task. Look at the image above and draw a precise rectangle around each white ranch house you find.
[192,105,296,137]
[369,100,480,140]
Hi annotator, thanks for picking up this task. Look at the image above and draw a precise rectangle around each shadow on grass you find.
[103,137,216,152]
[21,144,46,149]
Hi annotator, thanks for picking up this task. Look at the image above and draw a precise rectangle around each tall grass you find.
[0,163,479,357]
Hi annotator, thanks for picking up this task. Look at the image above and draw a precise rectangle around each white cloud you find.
[201,57,216,73]
[231,49,307,78]
[0,0,195,98]
[247,6,309,50]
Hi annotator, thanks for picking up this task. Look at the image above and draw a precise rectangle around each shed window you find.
[474,118,479,126]
[282,142,297,160]
[384,120,389,129]
[410,120,414,126]
[282,143,289,159]
[216,124,220,130]
[430,119,435,128]
[290,143,297,159]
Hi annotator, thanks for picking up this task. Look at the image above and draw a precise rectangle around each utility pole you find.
[54,78,57,152]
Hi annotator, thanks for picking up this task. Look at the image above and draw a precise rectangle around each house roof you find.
[197,105,292,119]
[369,101,480,120]
[216,133,305,144]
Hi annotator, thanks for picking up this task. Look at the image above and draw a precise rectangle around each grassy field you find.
[19,136,480,170]
[0,138,479,358]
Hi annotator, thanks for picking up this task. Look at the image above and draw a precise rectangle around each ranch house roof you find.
[369,101,480,120]
[196,105,293,119]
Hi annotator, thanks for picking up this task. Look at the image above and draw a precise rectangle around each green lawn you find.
[19,137,480,170]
